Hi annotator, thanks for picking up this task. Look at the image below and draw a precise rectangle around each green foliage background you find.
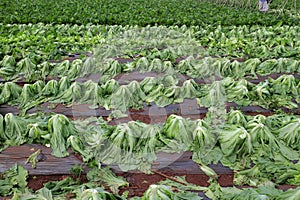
[0,0,299,26]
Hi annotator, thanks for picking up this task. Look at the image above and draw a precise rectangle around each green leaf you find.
[67,135,93,162]
[219,125,252,162]
[0,164,28,196]
[0,82,22,104]
[26,149,42,168]
[87,167,129,194]
[3,113,27,146]
[160,115,195,151]
[48,114,76,157]
[278,118,300,150]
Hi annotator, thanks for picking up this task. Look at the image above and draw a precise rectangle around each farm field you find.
[0,0,300,199]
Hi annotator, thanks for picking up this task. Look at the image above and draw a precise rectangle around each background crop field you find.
[0,0,299,26]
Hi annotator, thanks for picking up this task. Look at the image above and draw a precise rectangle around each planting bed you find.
[0,91,299,198]
[1,54,300,199]
[0,145,233,192]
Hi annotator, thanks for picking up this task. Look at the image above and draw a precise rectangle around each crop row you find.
[205,0,300,12]
[1,0,298,26]
[2,24,299,43]
[1,74,299,116]
[1,24,299,62]
[1,54,299,82]
[1,110,299,184]
[194,24,300,58]
[98,56,300,82]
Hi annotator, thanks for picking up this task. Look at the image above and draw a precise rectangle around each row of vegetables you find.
[1,0,298,26]
[1,54,300,82]
[205,0,300,10]
[1,110,299,182]
[0,74,300,116]
[1,24,299,63]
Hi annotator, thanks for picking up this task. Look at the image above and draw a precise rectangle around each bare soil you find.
[26,173,233,198]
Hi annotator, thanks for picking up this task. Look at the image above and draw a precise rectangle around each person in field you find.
[259,0,270,12]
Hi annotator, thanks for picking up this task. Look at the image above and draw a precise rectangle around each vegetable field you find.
[0,0,300,199]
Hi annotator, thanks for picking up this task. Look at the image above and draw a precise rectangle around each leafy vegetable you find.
[278,118,300,150]
[160,114,194,152]
[0,82,22,105]
[86,167,129,194]
[2,113,27,146]
[219,125,252,163]
[48,114,76,157]
[0,164,28,196]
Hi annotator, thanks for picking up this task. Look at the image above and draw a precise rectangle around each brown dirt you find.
[26,172,233,198]
[27,175,71,191]
[122,173,213,197]
[24,173,296,198]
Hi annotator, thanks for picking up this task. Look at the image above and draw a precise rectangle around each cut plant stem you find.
[151,170,188,186]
